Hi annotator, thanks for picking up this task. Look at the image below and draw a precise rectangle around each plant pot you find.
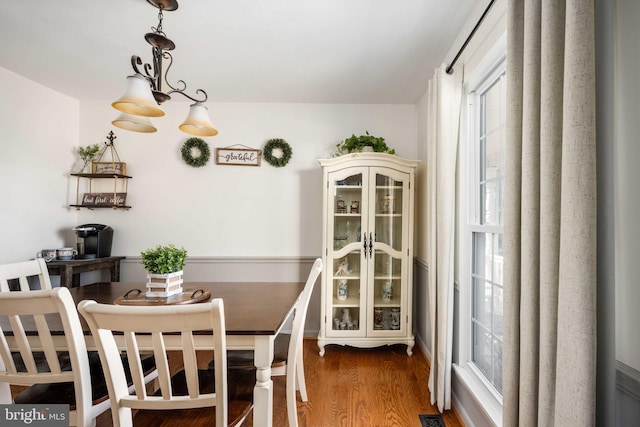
[146,270,184,297]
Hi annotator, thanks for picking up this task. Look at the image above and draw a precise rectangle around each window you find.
[468,61,505,395]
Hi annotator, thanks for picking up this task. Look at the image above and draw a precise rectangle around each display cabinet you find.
[317,153,418,356]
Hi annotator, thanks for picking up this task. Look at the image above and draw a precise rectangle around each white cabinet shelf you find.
[317,153,418,356]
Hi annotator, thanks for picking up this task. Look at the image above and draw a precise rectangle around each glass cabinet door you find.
[327,168,368,337]
[367,168,409,335]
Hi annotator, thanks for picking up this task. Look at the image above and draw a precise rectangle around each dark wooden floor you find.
[12,339,464,426]
[282,339,464,427]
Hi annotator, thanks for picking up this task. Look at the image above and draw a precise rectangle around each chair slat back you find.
[0,288,91,417]
[0,259,52,292]
[7,312,63,376]
[78,299,228,427]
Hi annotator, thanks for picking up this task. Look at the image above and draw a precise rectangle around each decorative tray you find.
[114,288,211,306]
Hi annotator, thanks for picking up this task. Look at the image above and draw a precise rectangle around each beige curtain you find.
[503,0,597,426]
[426,64,463,412]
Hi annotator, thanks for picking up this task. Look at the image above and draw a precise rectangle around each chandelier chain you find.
[153,6,165,35]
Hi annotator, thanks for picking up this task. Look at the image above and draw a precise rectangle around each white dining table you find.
[1,281,304,427]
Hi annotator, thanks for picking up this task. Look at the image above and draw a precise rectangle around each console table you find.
[46,256,125,288]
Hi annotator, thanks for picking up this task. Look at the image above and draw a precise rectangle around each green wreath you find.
[181,137,210,168]
[263,138,292,168]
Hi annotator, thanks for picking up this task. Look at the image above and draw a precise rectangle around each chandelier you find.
[111,0,218,136]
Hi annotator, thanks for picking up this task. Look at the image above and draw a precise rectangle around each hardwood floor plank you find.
[286,339,464,427]
[12,339,464,426]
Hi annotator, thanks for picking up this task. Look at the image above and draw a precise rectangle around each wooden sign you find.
[215,148,262,166]
[92,162,127,175]
[82,192,127,206]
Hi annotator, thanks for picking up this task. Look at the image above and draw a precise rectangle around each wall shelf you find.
[70,173,132,210]
[70,132,132,210]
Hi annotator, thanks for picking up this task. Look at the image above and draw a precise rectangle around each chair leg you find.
[0,383,11,404]
[286,366,298,427]
[296,346,308,402]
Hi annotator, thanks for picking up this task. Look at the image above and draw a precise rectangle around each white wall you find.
[78,101,418,258]
[0,67,80,263]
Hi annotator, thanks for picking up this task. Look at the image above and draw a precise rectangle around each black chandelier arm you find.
[166,87,208,103]
[162,53,208,102]
[130,56,144,75]
[130,55,159,86]
[161,51,182,92]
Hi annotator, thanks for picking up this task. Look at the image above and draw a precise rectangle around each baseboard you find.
[616,360,640,426]
[617,360,640,401]
[415,333,432,364]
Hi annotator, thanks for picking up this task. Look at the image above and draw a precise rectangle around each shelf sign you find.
[215,148,262,166]
[92,162,126,175]
[82,192,127,206]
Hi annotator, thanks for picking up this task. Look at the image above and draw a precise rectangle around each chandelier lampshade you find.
[112,74,165,117]
[179,102,218,136]
[112,112,157,133]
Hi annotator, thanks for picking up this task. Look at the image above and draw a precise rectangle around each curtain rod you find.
[445,0,497,74]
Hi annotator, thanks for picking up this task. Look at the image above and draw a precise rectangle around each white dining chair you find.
[0,259,58,377]
[222,257,323,427]
[0,259,61,405]
[0,287,111,426]
[0,258,52,291]
[0,259,158,425]
[78,297,255,427]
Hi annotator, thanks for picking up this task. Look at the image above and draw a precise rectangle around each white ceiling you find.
[0,0,477,104]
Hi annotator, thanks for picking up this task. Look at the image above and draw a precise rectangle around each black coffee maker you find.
[73,224,113,259]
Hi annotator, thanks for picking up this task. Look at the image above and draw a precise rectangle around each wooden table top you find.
[46,256,126,267]
[69,281,304,336]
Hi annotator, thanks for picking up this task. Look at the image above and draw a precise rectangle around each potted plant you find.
[140,244,187,297]
[76,143,101,173]
[333,131,396,156]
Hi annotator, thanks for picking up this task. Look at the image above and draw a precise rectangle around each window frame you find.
[453,40,506,425]
[470,64,506,395]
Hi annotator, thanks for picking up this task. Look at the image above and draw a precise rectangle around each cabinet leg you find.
[406,339,415,356]
[317,340,326,357]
